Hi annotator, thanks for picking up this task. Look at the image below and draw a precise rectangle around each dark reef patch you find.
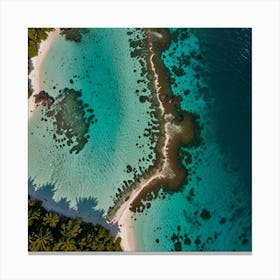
[107,28,202,219]
[186,187,195,202]
[200,209,211,220]
[185,112,204,148]
[139,95,149,103]
[34,90,54,106]
[45,88,96,154]
[128,28,198,214]
[60,28,89,43]
[168,222,222,251]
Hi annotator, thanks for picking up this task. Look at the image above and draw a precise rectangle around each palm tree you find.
[28,227,54,251]
[60,218,82,239]
[28,198,40,208]
[28,207,41,227]
[79,233,98,251]
[53,238,77,251]
[43,213,59,228]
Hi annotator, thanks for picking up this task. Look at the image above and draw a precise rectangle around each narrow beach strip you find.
[28,28,59,119]
[112,28,195,251]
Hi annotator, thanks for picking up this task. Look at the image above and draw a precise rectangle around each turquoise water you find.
[29,28,251,251]
[29,29,155,212]
[132,28,251,251]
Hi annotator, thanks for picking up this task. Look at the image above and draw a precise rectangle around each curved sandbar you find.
[111,28,195,250]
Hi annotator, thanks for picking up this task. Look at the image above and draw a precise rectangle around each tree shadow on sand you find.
[28,177,119,236]
[76,197,105,218]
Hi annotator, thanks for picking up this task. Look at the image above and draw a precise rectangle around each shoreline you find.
[28,28,59,119]
[27,28,195,252]
[111,28,195,251]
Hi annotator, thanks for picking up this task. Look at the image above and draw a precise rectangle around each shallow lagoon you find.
[29,29,155,212]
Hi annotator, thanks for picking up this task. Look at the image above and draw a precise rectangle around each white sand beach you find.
[113,29,194,251]
[28,28,59,119]
[112,33,172,251]
[112,126,176,251]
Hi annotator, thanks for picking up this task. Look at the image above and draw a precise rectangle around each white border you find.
[1,0,279,279]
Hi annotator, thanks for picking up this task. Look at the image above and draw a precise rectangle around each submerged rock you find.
[45,88,95,154]
[34,90,54,106]
[200,209,211,220]
[60,28,89,43]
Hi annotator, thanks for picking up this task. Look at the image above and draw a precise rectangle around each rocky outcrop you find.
[34,91,54,106]
[60,28,89,43]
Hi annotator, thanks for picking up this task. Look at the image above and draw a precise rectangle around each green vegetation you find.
[28,87,32,98]
[28,28,53,59]
[28,197,122,252]
[28,28,53,97]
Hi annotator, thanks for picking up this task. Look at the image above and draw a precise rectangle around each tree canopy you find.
[28,28,53,97]
[28,197,122,252]
[28,28,53,58]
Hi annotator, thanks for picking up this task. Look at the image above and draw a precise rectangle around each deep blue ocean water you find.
[133,28,251,251]
[195,28,251,191]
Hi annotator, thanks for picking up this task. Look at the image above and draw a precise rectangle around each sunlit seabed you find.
[29,29,155,212]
